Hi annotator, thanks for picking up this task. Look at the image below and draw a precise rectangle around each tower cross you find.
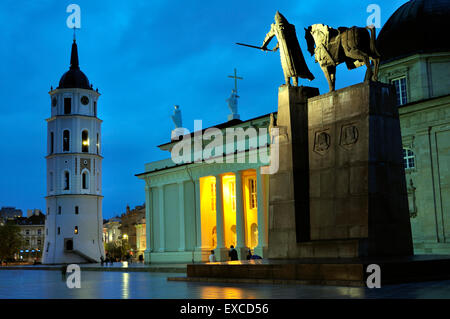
[228,68,243,94]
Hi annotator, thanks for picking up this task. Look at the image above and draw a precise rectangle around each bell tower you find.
[42,37,105,264]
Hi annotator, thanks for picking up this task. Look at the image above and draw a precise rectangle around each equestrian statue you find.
[305,24,380,92]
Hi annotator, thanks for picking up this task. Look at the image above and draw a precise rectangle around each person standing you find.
[228,245,238,261]
[209,250,216,262]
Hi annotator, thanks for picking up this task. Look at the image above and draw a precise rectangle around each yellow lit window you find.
[249,178,257,209]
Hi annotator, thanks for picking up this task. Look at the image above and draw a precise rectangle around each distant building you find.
[135,217,146,261]
[119,204,145,258]
[14,212,46,262]
[0,207,23,221]
[26,209,42,218]
[103,217,121,244]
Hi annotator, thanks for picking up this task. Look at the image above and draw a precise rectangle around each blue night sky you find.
[0,0,407,219]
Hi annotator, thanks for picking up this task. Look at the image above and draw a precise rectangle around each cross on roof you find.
[228,68,243,94]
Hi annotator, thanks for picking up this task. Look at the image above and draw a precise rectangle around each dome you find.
[58,69,91,89]
[376,0,450,63]
[57,40,92,90]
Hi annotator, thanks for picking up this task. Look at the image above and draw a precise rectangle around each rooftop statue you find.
[262,12,315,86]
[305,24,380,92]
[171,105,182,128]
[226,89,238,115]
[236,11,314,86]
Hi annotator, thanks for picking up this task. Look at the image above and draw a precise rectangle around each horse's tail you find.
[366,25,380,57]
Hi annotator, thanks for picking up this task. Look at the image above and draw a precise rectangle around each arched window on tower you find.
[49,172,54,191]
[82,130,89,153]
[96,133,100,154]
[82,171,89,190]
[64,98,71,114]
[50,132,54,154]
[63,130,70,152]
[64,171,70,190]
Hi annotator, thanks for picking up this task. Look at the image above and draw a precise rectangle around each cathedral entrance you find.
[243,171,258,249]
[200,176,217,248]
[199,170,259,253]
[222,174,237,248]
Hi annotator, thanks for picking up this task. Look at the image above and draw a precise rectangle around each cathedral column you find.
[158,185,165,252]
[194,179,202,250]
[255,168,267,257]
[144,184,152,263]
[178,181,186,251]
[214,174,227,261]
[235,170,247,260]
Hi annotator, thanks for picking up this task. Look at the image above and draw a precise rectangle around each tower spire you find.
[70,28,79,70]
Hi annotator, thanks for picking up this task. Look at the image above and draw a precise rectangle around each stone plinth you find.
[181,256,450,286]
[267,85,320,258]
[307,82,413,257]
[268,82,413,259]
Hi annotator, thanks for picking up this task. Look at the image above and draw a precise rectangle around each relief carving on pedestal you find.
[313,130,331,155]
[340,124,359,148]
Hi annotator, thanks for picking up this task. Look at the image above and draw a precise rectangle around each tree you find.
[0,223,23,264]
[104,240,129,260]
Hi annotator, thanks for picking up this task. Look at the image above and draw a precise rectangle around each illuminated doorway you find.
[200,176,217,249]
[200,174,238,250]
[222,174,237,249]
[243,170,258,249]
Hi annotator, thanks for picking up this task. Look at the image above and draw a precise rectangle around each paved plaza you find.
[0,269,449,299]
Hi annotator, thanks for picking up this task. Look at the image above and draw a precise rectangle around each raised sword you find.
[236,43,273,51]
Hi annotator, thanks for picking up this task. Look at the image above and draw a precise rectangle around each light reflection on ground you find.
[0,270,449,299]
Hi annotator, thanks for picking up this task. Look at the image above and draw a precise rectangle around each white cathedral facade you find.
[42,39,105,264]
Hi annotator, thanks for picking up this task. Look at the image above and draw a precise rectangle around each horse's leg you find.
[346,49,372,82]
[364,56,373,82]
[329,65,336,91]
[321,65,334,92]
[285,75,291,86]
[372,58,380,81]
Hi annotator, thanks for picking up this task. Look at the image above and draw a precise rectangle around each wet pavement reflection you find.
[0,270,449,299]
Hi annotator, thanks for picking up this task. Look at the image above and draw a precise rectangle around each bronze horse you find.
[305,24,380,92]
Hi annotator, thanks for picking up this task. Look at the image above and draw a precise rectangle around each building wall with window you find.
[119,205,145,258]
[377,0,450,254]
[103,218,121,244]
[14,212,45,262]
[135,220,146,261]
